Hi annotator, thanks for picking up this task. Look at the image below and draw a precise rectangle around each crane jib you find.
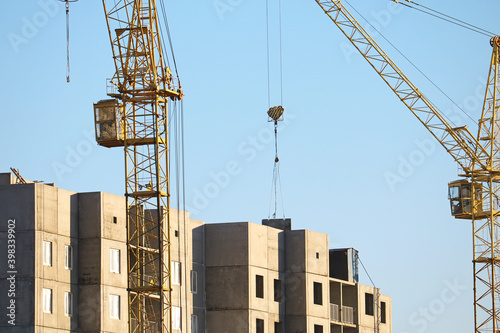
[315,0,500,331]
[315,0,492,173]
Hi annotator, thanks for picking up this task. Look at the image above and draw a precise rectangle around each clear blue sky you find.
[1,0,499,332]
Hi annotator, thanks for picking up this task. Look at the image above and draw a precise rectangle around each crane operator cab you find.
[448,180,483,219]
[93,99,125,148]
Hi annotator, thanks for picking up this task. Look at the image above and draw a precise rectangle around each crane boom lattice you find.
[315,0,492,175]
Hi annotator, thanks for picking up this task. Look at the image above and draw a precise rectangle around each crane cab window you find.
[448,181,482,218]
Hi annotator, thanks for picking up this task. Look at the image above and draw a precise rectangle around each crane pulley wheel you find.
[490,36,500,47]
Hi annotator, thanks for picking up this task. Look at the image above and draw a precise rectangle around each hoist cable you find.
[266,0,271,108]
[65,1,71,83]
[274,122,279,218]
[59,0,78,82]
[345,0,477,126]
[359,255,376,288]
[157,7,172,73]
[399,0,497,37]
[273,164,278,218]
[159,0,179,79]
[279,0,283,106]
[398,2,494,38]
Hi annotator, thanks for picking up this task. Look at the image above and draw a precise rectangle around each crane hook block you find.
[268,106,284,122]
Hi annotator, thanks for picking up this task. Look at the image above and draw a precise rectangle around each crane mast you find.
[315,0,500,331]
[94,1,182,332]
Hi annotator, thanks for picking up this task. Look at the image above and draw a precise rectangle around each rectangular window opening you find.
[43,241,52,266]
[110,294,120,319]
[64,292,73,317]
[172,261,181,285]
[191,270,198,294]
[274,321,282,333]
[381,301,387,323]
[313,282,323,305]
[256,318,264,333]
[43,288,52,314]
[65,245,73,270]
[365,293,374,316]
[113,216,117,224]
[191,314,198,333]
[274,279,282,302]
[314,324,324,333]
[256,275,264,299]
[110,248,121,274]
[173,306,181,330]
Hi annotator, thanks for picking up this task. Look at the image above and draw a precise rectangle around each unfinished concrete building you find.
[0,172,391,332]
[205,221,392,333]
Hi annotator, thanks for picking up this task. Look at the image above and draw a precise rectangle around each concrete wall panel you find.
[0,231,35,279]
[78,284,101,332]
[192,262,205,309]
[267,270,281,316]
[78,238,101,285]
[285,315,307,333]
[306,274,329,319]
[206,310,248,333]
[266,227,281,272]
[56,189,78,238]
[248,266,269,312]
[101,193,126,242]
[248,223,268,269]
[101,239,127,288]
[0,184,35,232]
[306,317,330,333]
[206,223,248,267]
[206,266,248,310]
[0,277,34,328]
[305,230,329,276]
[285,230,305,273]
[38,231,59,282]
[36,278,59,329]
[249,310,269,333]
[102,285,128,333]
[191,222,205,265]
[78,193,102,239]
[57,235,78,285]
[36,185,58,234]
[285,272,306,315]
[0,172,15,185]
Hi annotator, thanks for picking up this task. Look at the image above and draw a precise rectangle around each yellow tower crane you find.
[314,0,500,331]
[93,1,182,332]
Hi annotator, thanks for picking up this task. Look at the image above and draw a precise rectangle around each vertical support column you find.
[124,100,171,333]
[100,0,178,332]
[473,178,500,332]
